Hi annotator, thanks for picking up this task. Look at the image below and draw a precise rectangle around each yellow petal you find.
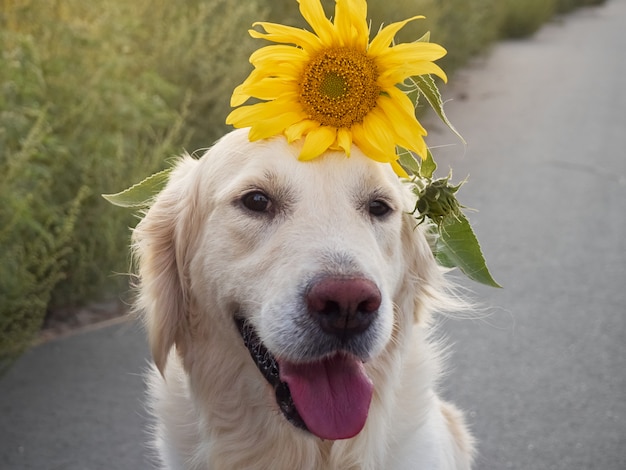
[386,86,425,128]
[334,0,369,49]
[226,97,299,128]
[378,61,448,86]
[351,121,396,163]
[299,125,337,161]
[232,69,295,106]
[384,118,428,159]
[390,159,409,178]
[377,42,447,66]
[298,0,334,46]
[249,44,309,67]
[387,128,428,160]
[241,63,305,88]
[232,68,299,106]
[238,77,300,102]
[412,136,428,161]
[368,15,425,56]
[336,127,353,156]
[376,92,428,158]
[362,108,398,160]
[285,119,319,143]
[251,22,322,51]
[249,111,306,141]
[376,43,448,84]
[379,87,427,135]
[231,83,251,107]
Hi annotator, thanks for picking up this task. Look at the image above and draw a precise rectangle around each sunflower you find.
[226,0,448,176]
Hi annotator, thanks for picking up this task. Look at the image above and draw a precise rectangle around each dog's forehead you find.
[204,129,402,197]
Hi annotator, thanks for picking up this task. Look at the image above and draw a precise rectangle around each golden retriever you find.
[132,128,474,469]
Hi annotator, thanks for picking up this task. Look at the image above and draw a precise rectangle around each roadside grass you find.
[0,0,606,369]
[501,0,557,38]
[0,0,263,369]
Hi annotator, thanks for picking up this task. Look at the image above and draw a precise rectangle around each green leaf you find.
[397,147,421,175]
[409,74,465,145]
[102,168,172,208]
[419,148,437,179]
[434,213,501,288]
[396,147,437,179]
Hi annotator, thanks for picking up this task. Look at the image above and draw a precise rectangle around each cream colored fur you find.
[133,128,474,469]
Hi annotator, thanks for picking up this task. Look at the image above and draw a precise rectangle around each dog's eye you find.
[242,191,272,213]
[368,199,392,217]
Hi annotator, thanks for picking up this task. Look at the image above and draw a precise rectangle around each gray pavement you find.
[1,1,625,469]
[430,1,626,469]
[0,321,152,469]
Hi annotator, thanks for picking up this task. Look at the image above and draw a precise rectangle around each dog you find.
[132,128,474,469]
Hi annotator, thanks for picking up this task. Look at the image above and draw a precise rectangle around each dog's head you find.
[133,128,445,440]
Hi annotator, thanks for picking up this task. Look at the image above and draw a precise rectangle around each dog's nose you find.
[306,277,381,340]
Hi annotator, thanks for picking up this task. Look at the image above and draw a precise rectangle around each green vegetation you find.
[0,0,264,370]
[501,0,607,38]
[0,0,606,369]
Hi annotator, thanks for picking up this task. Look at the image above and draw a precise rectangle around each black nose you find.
[306,277,381,340]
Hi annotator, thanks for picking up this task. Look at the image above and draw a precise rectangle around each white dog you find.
[133,128,474,469]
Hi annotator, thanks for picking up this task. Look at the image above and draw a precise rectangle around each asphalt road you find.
[1,2,625,469]
[430,2,626,469]
[0,321,152,469]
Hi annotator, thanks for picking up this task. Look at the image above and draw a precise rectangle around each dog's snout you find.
[306,277,381,340]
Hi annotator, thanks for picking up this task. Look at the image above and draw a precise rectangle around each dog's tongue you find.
[278,354,373,440]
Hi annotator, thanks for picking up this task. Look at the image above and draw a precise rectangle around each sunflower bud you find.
[413,175,464,226]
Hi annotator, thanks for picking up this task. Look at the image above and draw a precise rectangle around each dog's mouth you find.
[235,317,374,441]
[234,317,309,433]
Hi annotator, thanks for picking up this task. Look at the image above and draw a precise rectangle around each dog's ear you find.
[132,156,201,375]
[400,212,450,325]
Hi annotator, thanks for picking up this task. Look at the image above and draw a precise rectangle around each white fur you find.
[133,128,474,469]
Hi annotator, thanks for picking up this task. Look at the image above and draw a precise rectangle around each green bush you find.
[499,0,607,38]
[0,32,79,372]
[0,0,608,368]
[499,0,557,38]
[0,0,263,367]
[556,0,607,14]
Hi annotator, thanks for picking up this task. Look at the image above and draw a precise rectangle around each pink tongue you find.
[278,354,373,440]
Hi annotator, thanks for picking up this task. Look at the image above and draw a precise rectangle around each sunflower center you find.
[320,72,347,99]
[300,47,380,129]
